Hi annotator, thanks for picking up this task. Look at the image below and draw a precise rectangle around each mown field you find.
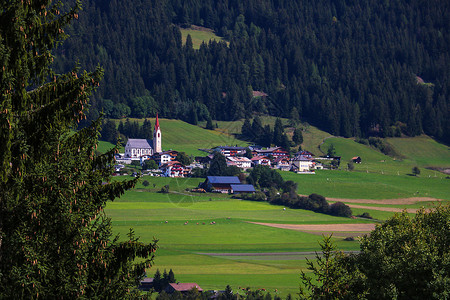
[106,174,447,297]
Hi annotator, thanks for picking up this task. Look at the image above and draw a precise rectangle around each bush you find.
[329,202,352,217]
[142,180,150,187]
[357,212,373,219]
[160,185,170,193]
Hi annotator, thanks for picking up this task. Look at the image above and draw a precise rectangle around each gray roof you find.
[207,176,241,184]
[127,139,152,148]
[231,184,256,192]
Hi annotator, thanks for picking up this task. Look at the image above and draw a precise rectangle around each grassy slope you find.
[99,118,248,156]
[179,27,227,49]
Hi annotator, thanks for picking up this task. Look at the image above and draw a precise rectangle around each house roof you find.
[227,156,251,162]
[127,139,152,149]
[160,161,183,168]
[231,184,256,192]
[141,278,154,283]
[292,155,313,161]
[168,283,203,292]
[215,146,247,151]
[251,155,269,161]
[207,176,241,184]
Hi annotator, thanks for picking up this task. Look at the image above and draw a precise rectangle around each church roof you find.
[127,139,152,149]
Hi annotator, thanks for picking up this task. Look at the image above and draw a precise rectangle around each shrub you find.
[329,202,352,217]
[142,180,150,187]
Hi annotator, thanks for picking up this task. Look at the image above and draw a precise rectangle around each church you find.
[124,114,162,158]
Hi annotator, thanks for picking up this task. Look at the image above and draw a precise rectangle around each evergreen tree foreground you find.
[0,1,157,298]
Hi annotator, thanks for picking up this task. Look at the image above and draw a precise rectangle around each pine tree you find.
[0,1,157,298]
[292,128,303,145]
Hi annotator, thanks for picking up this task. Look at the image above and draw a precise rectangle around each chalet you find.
[195,155,213,165]
[124,139,153,158]
[291,155,315,172]
[294,150,314,158]
[138,278,154,291]
[226,156,252,170]
[203,176,241,193]
[273,157,291,171]
[153,150,178,165]
[160,161,186,177]
[352,156,362,164]
[231,184,256,194]
[253,147,289,159]
[165,283,203,294]
[213,146,247,157]
[251,155,271,167]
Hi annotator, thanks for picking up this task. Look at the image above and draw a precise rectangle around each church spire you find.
[153,113,162,153]
[155,113,160,130]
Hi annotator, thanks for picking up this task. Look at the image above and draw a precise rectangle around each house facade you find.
[291,155,315,172]
[251,155,271,167]
[213,146,247,157]
[160,161,185,177]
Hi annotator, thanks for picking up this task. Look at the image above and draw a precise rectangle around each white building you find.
[124,139,153,158]
[226,156,252,170]
[291,155,315,172]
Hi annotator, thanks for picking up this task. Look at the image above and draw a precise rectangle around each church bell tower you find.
[153,114,162,153]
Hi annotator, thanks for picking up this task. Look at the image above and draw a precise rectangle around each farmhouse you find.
[352,156,362,163]
[253,147,289,159]
[231,184,256,194]
[203,176,241,193]
[138,278,154,291]
[291,155,315,172]
[165,283,203,294]
[251,155,271,167]
[273,157,291,171]
[160,161,186,177]
[213,146,247,157]
[153,150,178,165]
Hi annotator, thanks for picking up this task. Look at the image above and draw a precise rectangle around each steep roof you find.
[127,139,152,148]
[231,184,256,192]
[168,283,203,292]
[207,176,241,184]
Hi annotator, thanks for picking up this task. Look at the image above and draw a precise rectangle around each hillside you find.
[99,118,249,156]
[58,0,450,143]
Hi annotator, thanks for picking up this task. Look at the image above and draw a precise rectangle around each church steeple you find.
[153,114,162,153]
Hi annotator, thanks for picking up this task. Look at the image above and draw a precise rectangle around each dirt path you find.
[346,204,421,213]
[325,196,442,205]
[250,222,376,232]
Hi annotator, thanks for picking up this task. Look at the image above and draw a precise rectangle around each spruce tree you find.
[0,1,157,298]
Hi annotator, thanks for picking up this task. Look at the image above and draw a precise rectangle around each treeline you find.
[243,165,352,217]
[58,0,449,143]
[100,119,153,144]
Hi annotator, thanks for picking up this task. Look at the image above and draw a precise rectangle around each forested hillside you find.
[57,0,449,142]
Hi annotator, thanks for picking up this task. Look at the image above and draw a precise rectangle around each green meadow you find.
[179,26,227,49]
[107,187,365,297]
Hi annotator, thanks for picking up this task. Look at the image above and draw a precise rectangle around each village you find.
[113,115,363,195]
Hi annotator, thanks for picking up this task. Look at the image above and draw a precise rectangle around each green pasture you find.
[281,170,450,200]
[386,135,450,168]
[180,27,227,49]
[106,185,369,296]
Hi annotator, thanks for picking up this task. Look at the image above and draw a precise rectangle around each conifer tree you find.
[0,1,157,298]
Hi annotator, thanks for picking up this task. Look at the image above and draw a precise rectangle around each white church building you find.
[124,114,162,159]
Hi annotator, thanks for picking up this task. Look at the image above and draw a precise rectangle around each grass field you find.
[179,26,227,49]
[106,173,447,297]
[107,187,367,297]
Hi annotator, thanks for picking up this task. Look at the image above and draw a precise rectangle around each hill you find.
[99,118,249,156]
[58,0,450,143]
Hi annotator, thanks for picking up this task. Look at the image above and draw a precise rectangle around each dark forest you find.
[56,0,449,142]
